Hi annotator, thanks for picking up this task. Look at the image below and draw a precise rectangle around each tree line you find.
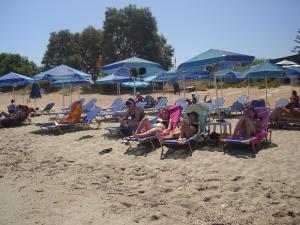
[0,5,174,78]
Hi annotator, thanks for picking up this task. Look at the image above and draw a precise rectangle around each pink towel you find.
[168,104,183,130]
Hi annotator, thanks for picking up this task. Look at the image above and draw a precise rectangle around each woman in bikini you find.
[232,108,261,138]
[133,108,171,139]
[157,111,199,141]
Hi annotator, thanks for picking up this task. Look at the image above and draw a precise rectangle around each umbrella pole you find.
[163,80,165,96]
[183,73,186,99]
[152,82,155,98]
[62,82,65,108]
[133,78,136,96]
[247,77,250,100]
[70,83,72,105]
[214,72,221,119]
[220,79,224,100]
[265,76,268,104]
[23,88,25,104]
[13,86,15,102]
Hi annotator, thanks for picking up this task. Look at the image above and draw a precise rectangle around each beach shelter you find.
[34,65,92,107]
[34,64,92,81]
[102,57,163,95]
[177,49,254,99]
[178,49,255,73]
[96,67,132,95]
[29,82,42,108]
[241,62,286,102]
[0,72,34,101]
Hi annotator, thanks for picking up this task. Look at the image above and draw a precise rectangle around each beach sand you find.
[0,86,300,225]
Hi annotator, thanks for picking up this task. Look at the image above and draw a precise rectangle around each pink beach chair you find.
[223,106,272,153]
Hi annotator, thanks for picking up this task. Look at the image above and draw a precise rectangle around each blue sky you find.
[1,0,299,66]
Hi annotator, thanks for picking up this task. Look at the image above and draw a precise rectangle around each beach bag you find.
[207,132,220,147]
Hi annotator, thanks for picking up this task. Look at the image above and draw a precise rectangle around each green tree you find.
[0,53,40,76]
[101,5,174,70]
[292,29,300,54]
[42,30,83,69]
[80,26,103,75]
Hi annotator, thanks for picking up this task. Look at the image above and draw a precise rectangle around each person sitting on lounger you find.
[120,98,145,130]
[133,107,171,139]
[270,90,300,122]
[232,108,262,138]
[7,99,17,114]
[0,105,34,127]
[135,92,145,103]
[157,111,199,141]
[204,93,212,103]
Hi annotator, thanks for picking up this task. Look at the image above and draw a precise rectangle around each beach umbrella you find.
[276,60,297,66]
[178,49,254,74]
[0,72,34,101]
[96,67,132,95]
[34,65,92,107]
[29,82,42,108]
[34,64,92,81]
[241,62,286,103]
[102,57,163,96]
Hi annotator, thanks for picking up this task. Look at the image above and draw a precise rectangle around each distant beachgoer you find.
[7,99,17,114]
[270,90,300,122]
[135,92,145,103]
[204,93,212,103]
[173,82,180,95]
[0,105,35,127]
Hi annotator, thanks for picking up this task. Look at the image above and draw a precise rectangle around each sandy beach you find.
[0,86,300,225]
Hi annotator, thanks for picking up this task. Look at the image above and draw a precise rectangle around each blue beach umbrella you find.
[0,72,34,101]
[241,62,286,101]
[102,57,163,95]
[29,82,42,108]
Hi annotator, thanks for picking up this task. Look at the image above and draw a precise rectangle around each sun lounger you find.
[159,105,208,159]
[98,98,125,119]
[222,101,244,115]
[36,107,101,134]
[62,98,85,111]
[144,97,168,114]
[222,106,272,153]
[35,103,55,115]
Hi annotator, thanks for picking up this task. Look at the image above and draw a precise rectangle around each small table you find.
[207,121,232,135]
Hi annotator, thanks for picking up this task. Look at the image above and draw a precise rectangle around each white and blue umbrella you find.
[0,72,34,101]
[241,62,286,102]
[101,57,163,95]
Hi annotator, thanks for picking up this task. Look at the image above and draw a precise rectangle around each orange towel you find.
[59,102,82,123]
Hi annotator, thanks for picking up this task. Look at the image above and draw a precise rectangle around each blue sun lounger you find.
[36,107,101,134]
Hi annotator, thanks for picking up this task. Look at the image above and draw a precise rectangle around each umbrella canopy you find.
[34,65,92,81]
[95,67,132,84]
[102,57,162,75]
[122,81,149,88]
[0,72,34,86]
[142,70,166,82]
[178,49,254,73]
[29,83,41,99]
[241,62,286,79]
[276,60,297,66]
[51,78,93,87]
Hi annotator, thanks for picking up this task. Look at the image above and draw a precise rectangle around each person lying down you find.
[156,111,200,142]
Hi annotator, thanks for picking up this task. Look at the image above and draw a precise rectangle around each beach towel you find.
[59,102,82,123]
